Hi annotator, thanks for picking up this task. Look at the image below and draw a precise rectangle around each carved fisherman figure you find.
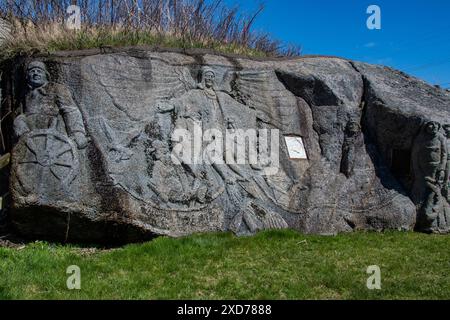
[11,61,89,194]
[411,120,450,233]
[14,61,88,149]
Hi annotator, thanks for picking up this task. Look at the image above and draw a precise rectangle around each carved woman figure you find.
[411,120,449,232]
[443,124,450,202]
[340,120,362,178]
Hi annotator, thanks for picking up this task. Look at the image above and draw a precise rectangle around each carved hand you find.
[110,145,133,161]
[13,115,31,138]
[437,170,445,185]
[226,117,236,129]
[73,132,88,149]
[226,175,237,184]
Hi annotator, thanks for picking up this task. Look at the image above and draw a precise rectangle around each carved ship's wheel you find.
[17,129,79,187]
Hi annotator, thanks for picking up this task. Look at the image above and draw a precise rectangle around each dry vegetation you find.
[0,0,302,59]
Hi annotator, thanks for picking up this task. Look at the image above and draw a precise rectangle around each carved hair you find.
[26,60,50,80]
[425,120,441,131]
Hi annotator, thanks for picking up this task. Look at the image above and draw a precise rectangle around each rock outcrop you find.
[0,18,11,45]
[1,47,449,243]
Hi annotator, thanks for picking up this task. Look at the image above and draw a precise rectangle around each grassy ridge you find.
[0,0,301,61]
[0,230,449,299]
[0,24,271,61]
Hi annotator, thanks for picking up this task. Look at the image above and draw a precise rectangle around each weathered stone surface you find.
[0,18,11,46]
[2,48,449,243]
[352,62,450,233]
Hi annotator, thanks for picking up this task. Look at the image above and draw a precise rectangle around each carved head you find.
[425,121,440,136]
[200,67,216,89]
[26,61,49,88]
[151,140,170,161]
[346,121,360,135]
[443,124,450,137]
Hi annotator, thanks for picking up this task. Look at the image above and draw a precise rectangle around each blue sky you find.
[226,0,450,88]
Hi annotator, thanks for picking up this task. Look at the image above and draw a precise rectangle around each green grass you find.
[0,230,449,299]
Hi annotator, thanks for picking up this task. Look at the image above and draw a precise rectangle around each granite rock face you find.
[2,48,449,243]
[0,18,11,45]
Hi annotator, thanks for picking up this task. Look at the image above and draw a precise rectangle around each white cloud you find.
[364,42,377,48]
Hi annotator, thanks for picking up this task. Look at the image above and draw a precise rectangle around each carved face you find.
[203,71,215,89]
[152,141,170,161]
[27,67,48,88]
[425,121,440,135]
[347,121,360,134]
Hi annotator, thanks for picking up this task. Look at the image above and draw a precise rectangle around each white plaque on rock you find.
[284,136,308,160]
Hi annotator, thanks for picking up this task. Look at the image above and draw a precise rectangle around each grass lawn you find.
[0,230,449,300]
